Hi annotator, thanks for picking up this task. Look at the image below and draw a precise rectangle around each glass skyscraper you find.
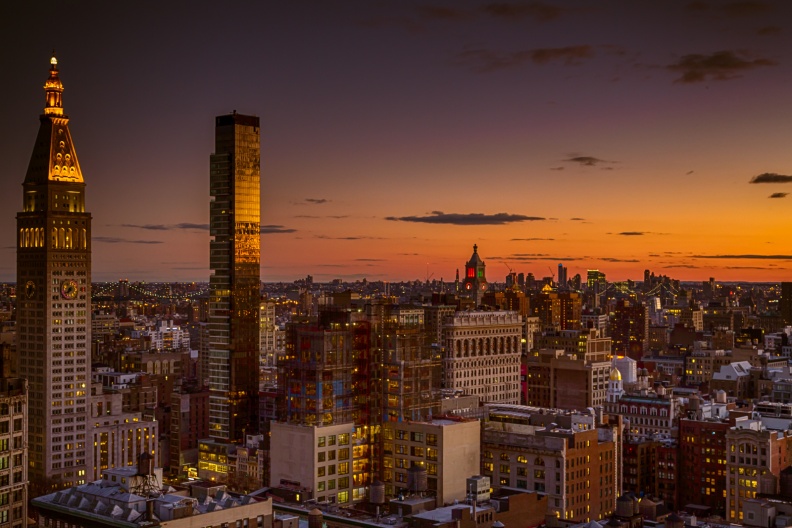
[208,113,261,443]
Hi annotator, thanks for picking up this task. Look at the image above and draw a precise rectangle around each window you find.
[318,437,326,447]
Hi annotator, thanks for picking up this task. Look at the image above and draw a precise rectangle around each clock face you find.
[24,280,36,299]
[465,283,472,290]
[60,279,78,300]
[481,284,487,290]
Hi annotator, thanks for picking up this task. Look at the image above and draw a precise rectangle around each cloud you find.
[686,1,709,11]
[386,211,544,225]
[663,264,702,269]
[770,192,788,199]
[667,50,776,83]
[686,170,695,175]
[493,253,583,262]
[600,258,641,263]
[723,265,777,270]
[692,254,792,259]
[120,223,209,231]
[417,5,469,20]
[304,198,330,204]
[174,223,209,230]
[261,225,296,234]
[611,231,669,236]
[121,223,167,230]
[354,258,386,262]
[721,1,771,16]
[750,172,792,183]
[511,237,555,241]
[482,2,566,21]
[550,166,564,171]
[458,45,593,72]
[315,235,384,240]
[565,156,614,167]
[94,236,163,244]
[356,16,422,33]
[570,217,585,221]
[757,25,782,36]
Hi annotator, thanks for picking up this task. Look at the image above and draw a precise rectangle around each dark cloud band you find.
[386,211,544,225]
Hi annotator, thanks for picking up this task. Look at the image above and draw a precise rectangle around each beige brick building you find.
[443,311,522,404]
[382,417,480,506]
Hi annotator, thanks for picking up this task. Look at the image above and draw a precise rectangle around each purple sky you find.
[2,1,792,283]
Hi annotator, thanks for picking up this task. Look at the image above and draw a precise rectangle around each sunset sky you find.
[2,1,792,283]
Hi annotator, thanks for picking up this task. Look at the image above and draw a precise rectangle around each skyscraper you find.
[17,55,91,490]
[208,113,261,443]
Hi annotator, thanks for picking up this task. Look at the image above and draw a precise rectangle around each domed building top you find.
[610,367,622,381]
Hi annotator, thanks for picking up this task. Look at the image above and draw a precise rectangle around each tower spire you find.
[44,51,64,116]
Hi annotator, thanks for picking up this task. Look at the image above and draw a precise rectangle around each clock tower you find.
[17,55,91,491]
[462,244,487,306]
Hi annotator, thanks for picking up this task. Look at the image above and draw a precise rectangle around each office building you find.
[482,405,621,523]
[169,384,210,477]
[610,299,648,360]
[381,417,480,505]
[781,282,792,325]
[586,270,607,308]
[270,421,359,504]
[88,382,159,482]
[531,289,582,331]
[442,311,522,404]
[525,330,612,409]
[0,379,28,528]
[16,55,91,490]
[726,416,792,523]
[208,112,261,442]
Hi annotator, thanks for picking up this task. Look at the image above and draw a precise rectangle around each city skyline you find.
[2,1,792,283]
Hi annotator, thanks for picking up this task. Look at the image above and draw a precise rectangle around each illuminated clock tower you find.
[17,55,91,491]
[462,244,487,306]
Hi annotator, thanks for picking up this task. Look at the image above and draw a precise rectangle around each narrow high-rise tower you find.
[17,55,92,490]
[208,113,261,443]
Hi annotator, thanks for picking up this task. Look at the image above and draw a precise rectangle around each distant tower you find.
[208,113,261,443]
[557,263,568,289]
[462,244,487,306]
[17,54,92,490]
